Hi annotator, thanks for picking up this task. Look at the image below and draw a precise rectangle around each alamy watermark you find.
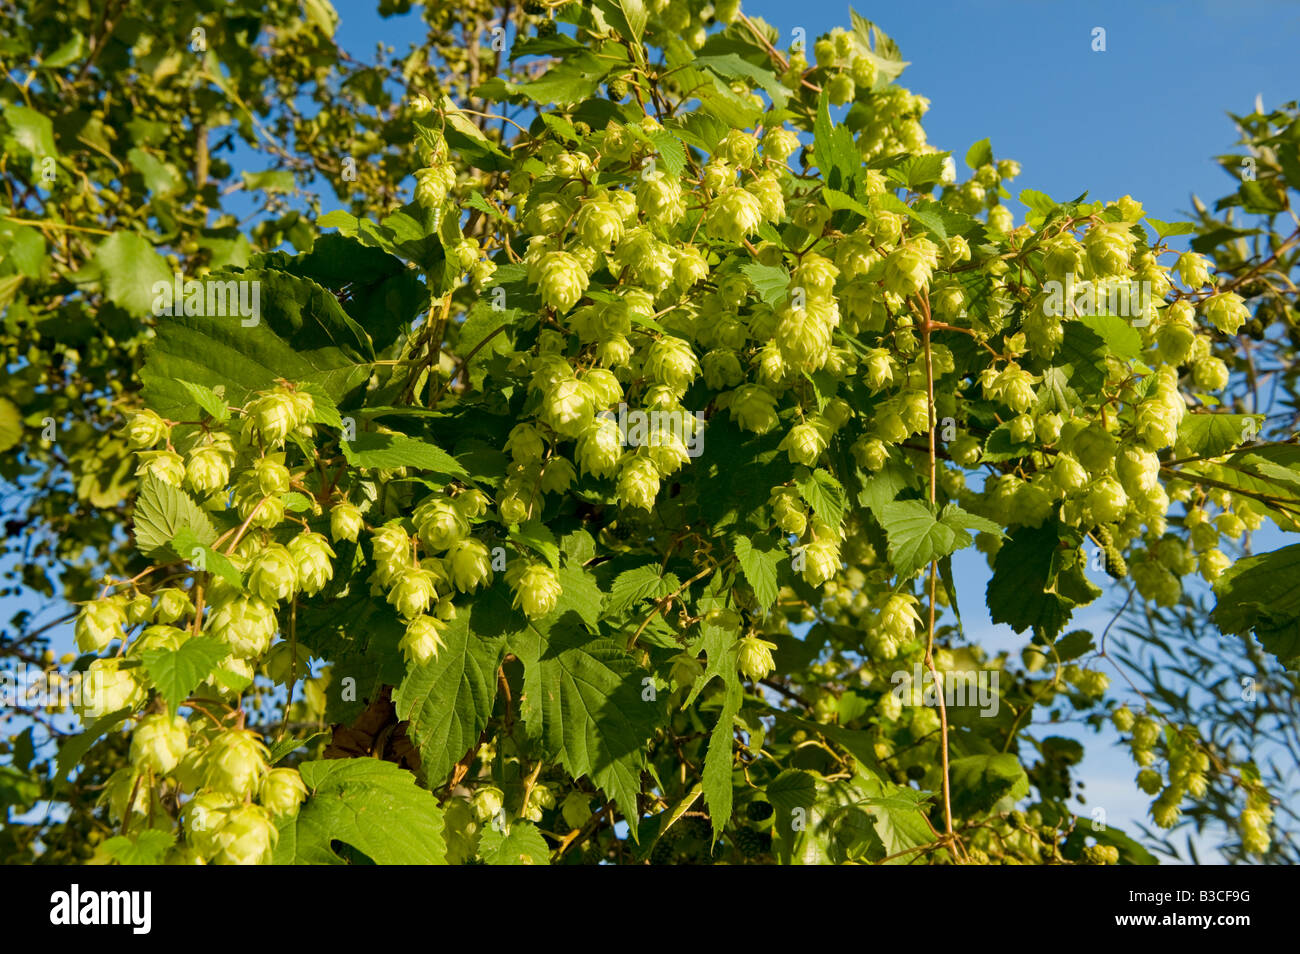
[151,272,261,327]
[596,404,706,457]
[1042,274,1152,326]
[890,663,1000,717]
[2,666,111,710]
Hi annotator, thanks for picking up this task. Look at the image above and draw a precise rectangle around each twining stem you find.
[920,291,959,858]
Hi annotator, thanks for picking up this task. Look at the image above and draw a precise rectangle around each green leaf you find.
[1212,543,1300,669]
[1075,314,1142,359]
[692,53,789,109]
[877,500,998,578]
[511,623,662,821]
[885,153,950,192]
[606,563,678,617]
[93,232,172,316]
[733,533,782,611]
[267,732,328,764]
[466,190,506,220]
[133,477,217,559]
[823,188,871,217]
[140,637,230,715]
[141,272,372,418]
[175,380,230,422]
[812,90,859,190]
[478,822,551,864]
[1177,413,1263,458]
[55,708,131,780]
[172,527,242,590]
[702,666,743,839]
[647,130,686,177]
[342,431,468,479]
[509,520,560,569]
[274,759,447,865]
[794,468,847,526]
[766,769,818,864]
[0,397,22,453]
[1145,217,1195,239]
[393,608,506,786]
[100,829,175,866]
[555,564,604,629]
[242,169,296,194]
[965,138,993,169]
[739,262,790,306]
[3,103,56,158]
[986,521,1078,640]
[949,753,1030,816]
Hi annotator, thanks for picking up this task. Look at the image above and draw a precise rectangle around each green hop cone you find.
[130,713,189,774]
[509,562,563,619]
[208,597,277,658]
[400,614,448,666]
[416,496,471,551]
[541,379,596,437]
[77,658,145,721]
[780,421,829,467]
[184,791,237,857]
[202,729,270,799]
[75,596,126,653]
[136,449,186,486]
[247,545,299,603]
[643,336,701,393]
[260,767,308,817]
[246,390,299,446]
[186,446,231,494]
[577,417,624,478]
[616,456,662,511]
[706,187,765,240]
[330,502,363,543]
[287,532,335,596]
[1201,291,1249,335]
[212,804,277,865]
[800,540,841,587]
[125,409,169,449]
[370,523,412,586]
[1175,251,1212,289]
[153,587,195,624]
[883,239,939,298]
[447,539,493,592]
[736,634,778,681]
[387,567,440,621]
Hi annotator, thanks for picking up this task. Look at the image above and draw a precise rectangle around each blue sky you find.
[10,0,1297,859]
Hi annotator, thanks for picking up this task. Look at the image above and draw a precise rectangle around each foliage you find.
[2,0,1298,865]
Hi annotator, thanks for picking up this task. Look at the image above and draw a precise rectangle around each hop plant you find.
[202,729,270,799]
[260,767,308,817]
[509,563,563,619]
[617,456,662,511]
[287,533,335,596]
[247,545,299,603]
[209,597,278,658]
[77,658,145,721]
[535,251,589,312]
[75,596,126,653]
[212,804,277,865]
[1201,291,1249,335]
[125,409,169,448]
[387,567,440,620]
[130,714,189,774]
[737,635,778,682]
